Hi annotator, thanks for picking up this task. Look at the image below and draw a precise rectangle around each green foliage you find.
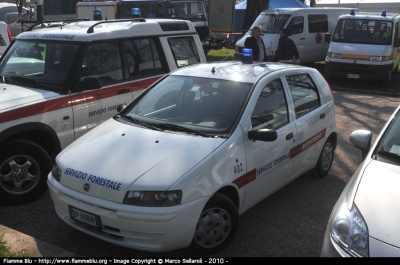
[0,234,31,257]
[206,47,235,62]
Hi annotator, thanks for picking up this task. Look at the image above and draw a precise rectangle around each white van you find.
[325,9,400,86]
[235,7,357,63]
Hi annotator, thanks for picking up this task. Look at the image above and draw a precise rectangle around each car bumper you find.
[47,175,210,252]
[325,60,392,80]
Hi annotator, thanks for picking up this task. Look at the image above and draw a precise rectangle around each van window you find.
[285,74,321,119]
[252,79,289,130]
[333,19,393,45]
[308,15,328,33]
[81,41,123,86]
[168,36,200,68]
[253,14,291,34]
[287,16,304,34]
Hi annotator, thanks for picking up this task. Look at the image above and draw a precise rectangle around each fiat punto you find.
[48,61,338,255]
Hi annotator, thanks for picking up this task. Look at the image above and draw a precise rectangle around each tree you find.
[15,0,23,15]
[242,0,270,32]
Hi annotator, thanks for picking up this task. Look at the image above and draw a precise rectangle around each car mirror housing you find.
[349,129,372,160]
[78,77,101,91]
[248,129,277,142]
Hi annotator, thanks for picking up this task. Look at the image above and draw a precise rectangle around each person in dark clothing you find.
[244,25,268,62]
[273,28,300,64]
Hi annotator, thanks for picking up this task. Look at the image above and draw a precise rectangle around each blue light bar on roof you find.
[93,9,102,20]
[382,10,387,17]
[350,8,355,15]
[131,8,141,18]
[242,48,253,64]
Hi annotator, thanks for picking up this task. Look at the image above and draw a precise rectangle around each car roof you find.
[15,19,197,42]
[170,62,306,83]
[340,13,400,20]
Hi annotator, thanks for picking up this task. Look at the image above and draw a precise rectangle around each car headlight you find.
[327,52,342,59]
[123,190,182,207]
[370,56,382,61]
[330,197,369,257]
[52,162,61,182]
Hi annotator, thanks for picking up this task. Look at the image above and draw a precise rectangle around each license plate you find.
[347,74,359,79]
[68,206,102,229]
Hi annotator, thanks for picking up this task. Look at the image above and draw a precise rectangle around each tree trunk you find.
[15,0,23,15]
[242,0,270,32]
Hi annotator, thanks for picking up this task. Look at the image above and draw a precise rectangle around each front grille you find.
[333,64,375,75]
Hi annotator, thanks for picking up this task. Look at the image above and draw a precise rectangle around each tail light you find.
[320,72,334,99]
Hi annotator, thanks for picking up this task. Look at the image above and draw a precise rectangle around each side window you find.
[124,38,165,79]
[81,41,123,86]
[287,16,304,35]
[285,74,321,118]
[252,78,289,130]
[308,15,328,33]
[168,36,200,68]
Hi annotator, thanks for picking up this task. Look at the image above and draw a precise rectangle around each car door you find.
[286,15,306,60]
[305,14,329,62]
[243,77,297,208]
[71,40,134,140]
[284,73,329,177]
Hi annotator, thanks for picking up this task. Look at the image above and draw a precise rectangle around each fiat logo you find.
[83,182,90,192]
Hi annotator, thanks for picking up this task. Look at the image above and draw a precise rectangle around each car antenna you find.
[211,50,234,73]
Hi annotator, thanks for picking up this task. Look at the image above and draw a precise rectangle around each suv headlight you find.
[331,197,369,257]
[52,162,61,182]
[123,190,182,207]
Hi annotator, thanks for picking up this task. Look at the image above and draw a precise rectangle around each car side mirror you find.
[78,77,101,91]
[349,129,372,160]
[248,129,277,142]
[117,104,126,112]
[324,33,331,43]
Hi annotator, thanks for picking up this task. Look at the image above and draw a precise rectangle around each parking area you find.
[0,75,399,256]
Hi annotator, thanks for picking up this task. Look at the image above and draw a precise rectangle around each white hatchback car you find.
[48,60,338,254]
[321,104,400,257]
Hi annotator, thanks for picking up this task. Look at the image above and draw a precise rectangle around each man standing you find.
[244,25,268,62]
[274,28,300,65]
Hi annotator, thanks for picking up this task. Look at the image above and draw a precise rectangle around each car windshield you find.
[252,14,291,34]
[119,75,252,137]
[332,19,393,45]
[0,40,80,92]
[375,109,400,163]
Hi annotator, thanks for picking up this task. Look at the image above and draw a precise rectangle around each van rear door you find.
[305,14,329,62]
[286,15,306,60]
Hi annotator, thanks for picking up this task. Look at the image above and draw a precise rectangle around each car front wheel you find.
[188,193,239,255]
[0,139,52,206]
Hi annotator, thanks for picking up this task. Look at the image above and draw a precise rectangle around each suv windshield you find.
[332,19,393,45]
[0,40,80,92]
[252,14,291,34]
[118,75,252,137]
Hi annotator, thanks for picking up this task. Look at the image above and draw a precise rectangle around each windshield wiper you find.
[119,114,162,131]
[153,123,209,137]
[9,76,42,88]
[377,150,400,162]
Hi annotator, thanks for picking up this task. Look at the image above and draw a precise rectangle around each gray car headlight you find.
[330,197,369,257]
[123,190,182,207]
[52,162,61,182]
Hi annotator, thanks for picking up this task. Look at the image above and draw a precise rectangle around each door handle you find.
[300,37,306,40]
[118,88,132,94]
[286,132,294,140]
[320,113,326,119]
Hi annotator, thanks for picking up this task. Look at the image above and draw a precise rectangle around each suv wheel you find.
[0,139,52,206]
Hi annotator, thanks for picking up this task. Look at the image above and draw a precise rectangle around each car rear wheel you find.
[311,137,334,178]
[188,193,239,255]
[0,139,52,206]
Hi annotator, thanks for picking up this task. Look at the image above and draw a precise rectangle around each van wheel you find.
[0,139,52,206]
[381,69,392,87]
[311,137,334,178]
[188,193,239,255]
